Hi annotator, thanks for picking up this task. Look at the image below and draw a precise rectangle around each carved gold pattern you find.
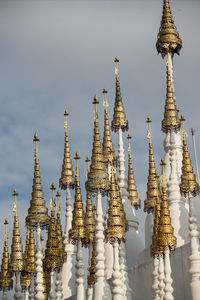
[85,191,96,243]
[56,190,66,268]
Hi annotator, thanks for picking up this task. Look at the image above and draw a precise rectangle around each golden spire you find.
[156,0,182,57]
[161,54,180,133]
[180,115,199,197]
[102,88,117,165]
[69,153,87,245]
[59,109,75,190]
[144,116,159,213]
[56,190,66,268]
[85,155,90,178]
[127,134,141,209]
[111,57,128,132]
[26,133,50,229]
[10,189,24,272]
[85,95,110,196]
[0,219,13,290]
[21,229,31,290]
[26,228,36,274]
[156,159,176,254]
[44,183,60,271]
[105,166,126,244]
[40,235,49,300]
[85,191,95,244]
[87,205,97,288]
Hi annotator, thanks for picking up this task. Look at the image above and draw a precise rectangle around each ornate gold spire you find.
[144,116,159,213]
[41,235,49,300]
[85,191,95,244]
[44,183,60,271]
[69,153,87,245]
[59,109,75,190]
[156,159,176,254]
[56,190,66,268]
[10,189,24,272]
[102,88,117,165]
[106,167,126,244]
[156,0,182,57]
[161,54,180,133]
[26,133,50,229]
[180,115,199,197]
[111,57,128,132]
[87,204,97,288]
[127,134,141,209]
[21,229,31,290]
[0,219,13,290]
[85,96,110,196]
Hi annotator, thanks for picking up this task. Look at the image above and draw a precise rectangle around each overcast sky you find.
[0,0,199,259]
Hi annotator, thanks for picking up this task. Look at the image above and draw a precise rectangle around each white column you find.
[167,129,189,246]
[93,191,106,300]
[152,256,160,300]
[87,287,93,300]
[112,241,124,300]
[2,288,8,300]
[62,187,77,299]
[24,288,29,300]
[49,270,56,300]
[164,246,174,300]
[159,255,165,300]
[28,273,35,300]
[118,128,144,268]
[164,132,171,182]
[35,224,44,300]
[14,271,23,300]
[189,195,200,300]
[75,238,85,300]
[119,242,132,299]
[55,270,63,300]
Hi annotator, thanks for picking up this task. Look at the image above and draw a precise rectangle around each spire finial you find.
[127,133,132,152]
[85,155,90,178]
[156,0,182,57]
[74,152,80,179]
[33,132,39,159]
[64,109,69,131]
[13,188,18,216]
[4,219,8,241]
[146,115,152,141]
[180,114,187,138]
[161,158,167,187]
[114,56,119,76]
[93,95,99,121]
[103,88,109,110]
[50,183,56,211]
[56,190,61,212]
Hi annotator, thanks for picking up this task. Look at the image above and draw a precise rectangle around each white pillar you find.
[49,270,56,300]
[2,288,8,300]
[159,255,165,300]
[164,246,174,300]
[93,191,106,300]
[28,273,35,300]
[189,195,200,300]
[62,187,77,299]
[55,270,63,300]
[75,238,85,300]
[152,256,160,300]
[118,128,144,268]
[112,241,124,300]
[35,224,44,300]
[14,271,23,300]
[24,288,29,300]
[167,129,189,246]
[119,242,132,299]
[87,287,93,300]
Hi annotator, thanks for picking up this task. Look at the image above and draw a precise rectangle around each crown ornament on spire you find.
[59,109,75,190]
[85,96,110,196]
[156,0,182,57]
[69,153,87,246]
[0,219,13,290]
[156,159,177,254]
[144,116,159,213]
[10,189,25,272]
[161,53,180,133]
[111,57,129,132]
[26,133,49,229]
[180,116,199,197]
[102,88,116,165]
[127,134,141,209]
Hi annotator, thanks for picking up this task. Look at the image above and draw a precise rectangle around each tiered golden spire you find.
[59,109,75,190]
[85,191,96,244]
[0,219,13,290]
[25,228,36,274]
[87,204,97,288]
[102,88,116,165]
[106,167,126,244]
[56,190,66,267]
[111,57,128,132]
[21,229,31,290]
[41,235,49,300]
[44,183,60,271]
[180,115,199,197]
[85,96,110,196]
[26,133,50,229]
[127,134,141,209]
[144,116,159,213]
[156,0,182,57]
[10,189,24,272]
[156,159,176,254]
[69,153,87,245]
[161,54,180,133]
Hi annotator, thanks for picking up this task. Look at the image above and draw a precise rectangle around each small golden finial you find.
[114,56,119,76]
[4,219,8,241]
[64,109,69,130]
[33,133,39,159]
[103,88,109,110]
[50,183,56,210]
[85,155,90,178]
[56,190,61,212]
[180,114,187,138]
[146,115,152,141]
[74,152,80,179]
[127,133,131,152]
[93,95,99,121]
[160,158,167,187]
[13,188,18,215]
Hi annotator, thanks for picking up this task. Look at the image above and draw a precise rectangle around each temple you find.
[0,0,200,299]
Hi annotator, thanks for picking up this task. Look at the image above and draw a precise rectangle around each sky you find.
[0,0,200,262]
